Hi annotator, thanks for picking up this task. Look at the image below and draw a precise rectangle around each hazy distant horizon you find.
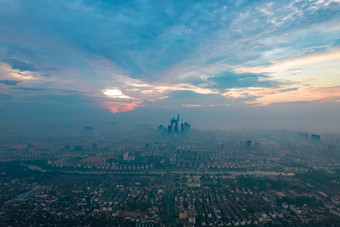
[1,101,339,134]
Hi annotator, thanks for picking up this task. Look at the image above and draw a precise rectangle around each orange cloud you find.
[253,86,340,105]
[235,49,340,75]
[104,101,143,113]
[233,48,340,89]
[223,86,340,105]
[182,104,203,107]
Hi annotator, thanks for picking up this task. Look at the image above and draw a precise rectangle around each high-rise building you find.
[311,134,321,142]
[168,125,172,133]
[161,114,191,135]
[123,152,129,160]
[75,146,83,151]
[245,140,251,149]
[182,122,191,133]
[174,121,178,133]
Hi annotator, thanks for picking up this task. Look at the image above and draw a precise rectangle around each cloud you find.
[181,104,203,108]
[0,0,339,116]
[235,49,340,74]
[253,86,340,105]
[3,58,38,72]
[223,87,282,100]
[207,71,277,89]
[222,86,340,105]
[0,62,39,80]
[102,89,133,99]
[104,101,144,113]
[105,79,220,100]
[234,48,340,87]
[0,80,20,86]
[100,79,221,112]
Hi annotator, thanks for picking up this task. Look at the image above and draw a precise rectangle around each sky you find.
[0,0,339,132]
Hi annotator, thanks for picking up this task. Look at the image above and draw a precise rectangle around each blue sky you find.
[0,0,340,131]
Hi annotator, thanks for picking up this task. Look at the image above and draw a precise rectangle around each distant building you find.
[245,140,251,149]
[123,152,129,160]
[299,132,309,139]
[328,145,335,152]
[174,121,179,133]
[311,134,321,142]
[158,125,165,132]
[75,146,83,151]
[187,176,201,188]
[27,143,33,151]
[182,122,191,133]
[168,125,172,133]
[161,114,191,135]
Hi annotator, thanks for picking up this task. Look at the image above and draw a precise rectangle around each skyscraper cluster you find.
[158,114,190,135]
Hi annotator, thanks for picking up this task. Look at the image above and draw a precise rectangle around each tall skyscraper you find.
[161,114,190,135]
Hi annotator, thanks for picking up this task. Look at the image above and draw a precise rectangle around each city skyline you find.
[1,2,340,225]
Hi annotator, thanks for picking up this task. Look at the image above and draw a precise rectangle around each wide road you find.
[25,164,295,177]
[164,144,175,226]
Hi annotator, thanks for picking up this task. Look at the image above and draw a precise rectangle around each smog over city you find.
[0,0,340,226]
